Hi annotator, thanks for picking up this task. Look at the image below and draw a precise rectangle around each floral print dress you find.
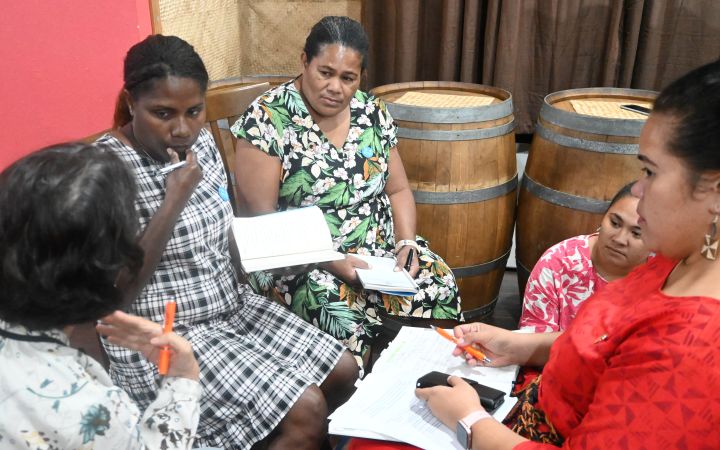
[518,234,606,332]
[232,80,461,369]
[0,320,201,449]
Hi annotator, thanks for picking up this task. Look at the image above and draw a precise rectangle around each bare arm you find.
[384,148,420,277]
[233,139,281,215]
[115,149,202,304]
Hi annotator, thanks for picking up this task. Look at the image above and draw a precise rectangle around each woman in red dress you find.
[416,60,720,449]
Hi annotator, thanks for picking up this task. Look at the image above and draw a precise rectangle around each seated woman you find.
[232,16,461,371]
[519,182,650,332]
[0,143,201,449]
[97,34,358,450]
[416,60,720,449]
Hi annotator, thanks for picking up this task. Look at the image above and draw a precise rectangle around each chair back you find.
[206,82,270,215]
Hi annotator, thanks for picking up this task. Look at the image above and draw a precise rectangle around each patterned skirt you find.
[105,290,346,450]
[249,236,461,373]
[502,374,565,446]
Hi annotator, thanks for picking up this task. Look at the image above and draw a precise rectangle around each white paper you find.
[353,254,418,294]
[329,327,519,449]
[232,206,344,272]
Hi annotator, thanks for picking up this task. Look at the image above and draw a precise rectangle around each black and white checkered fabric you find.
[96,130,345,449]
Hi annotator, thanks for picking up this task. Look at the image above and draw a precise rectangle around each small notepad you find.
[353,254,418,296]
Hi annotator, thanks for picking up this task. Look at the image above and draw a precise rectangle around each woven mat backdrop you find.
[155,0,361,82]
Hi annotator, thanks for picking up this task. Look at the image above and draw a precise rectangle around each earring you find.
[701,214,718,260]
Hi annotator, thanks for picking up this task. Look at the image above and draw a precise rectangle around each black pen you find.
[404,249,414,272]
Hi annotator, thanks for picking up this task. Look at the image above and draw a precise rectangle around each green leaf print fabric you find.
[232,80,461,370]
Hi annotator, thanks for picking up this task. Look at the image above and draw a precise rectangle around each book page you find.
[232,206,343,271]
[329,327,518,448]
[353,254,418,294]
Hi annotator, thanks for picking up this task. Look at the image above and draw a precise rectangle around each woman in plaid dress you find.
[98,35,358,450]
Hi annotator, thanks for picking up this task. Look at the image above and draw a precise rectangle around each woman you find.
[97,35,358,450]
[0,144,201,449]
[232,16,461,370]
[519,182,650,332]
[416,60,720,449]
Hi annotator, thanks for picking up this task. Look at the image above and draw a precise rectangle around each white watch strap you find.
[394,239,419,253]
[461,409,491,427]
[458,409,491,449]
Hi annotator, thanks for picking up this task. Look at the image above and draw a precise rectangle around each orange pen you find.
[157,301,176,376]
[430,325,492,364]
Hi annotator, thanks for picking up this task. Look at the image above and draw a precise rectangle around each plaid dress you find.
[96,130,346,449]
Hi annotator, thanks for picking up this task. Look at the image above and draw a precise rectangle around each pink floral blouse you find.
[518,234,606,332]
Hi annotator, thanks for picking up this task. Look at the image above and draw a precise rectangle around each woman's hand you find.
[97,311,200,381]
[415,376,485,429]
[320,255,370,287]
[165,148,202,205]
[453,323,526,368]
[394,245,420,278]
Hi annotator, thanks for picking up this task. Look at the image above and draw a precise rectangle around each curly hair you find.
[0,143,144,330]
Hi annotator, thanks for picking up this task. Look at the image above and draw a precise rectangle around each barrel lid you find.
[371,82,513,124]
[541,87,658,137]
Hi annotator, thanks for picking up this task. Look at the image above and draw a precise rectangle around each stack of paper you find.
[329,327,518,449]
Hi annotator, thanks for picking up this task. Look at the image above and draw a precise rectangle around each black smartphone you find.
[416,371,505,413]
[620,104,651,116]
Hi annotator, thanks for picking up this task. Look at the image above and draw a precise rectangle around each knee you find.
[286,385,328,438]
[335,350,359,387]
[321,350,358,410]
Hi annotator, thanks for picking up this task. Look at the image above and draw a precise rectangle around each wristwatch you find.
[456,410,490,449]
[394,239,419,253]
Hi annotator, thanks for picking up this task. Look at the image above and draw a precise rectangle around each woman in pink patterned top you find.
[519,182,650,332]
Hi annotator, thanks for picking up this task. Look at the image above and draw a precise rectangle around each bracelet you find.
[395,239,420,253]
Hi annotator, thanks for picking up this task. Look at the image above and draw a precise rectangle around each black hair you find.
[0,143,144,330]
[652,59,720,179]
[113,34,209,128]
[608,181,636,209]
[303,16,369,71]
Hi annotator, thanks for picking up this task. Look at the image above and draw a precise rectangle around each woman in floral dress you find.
[232,16,461,370]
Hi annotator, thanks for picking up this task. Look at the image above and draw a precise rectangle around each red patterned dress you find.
[517,254,720,449]
[350,256,720,449]
[519,234,606,332]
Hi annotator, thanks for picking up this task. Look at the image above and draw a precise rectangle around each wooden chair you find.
[205,82,270,216]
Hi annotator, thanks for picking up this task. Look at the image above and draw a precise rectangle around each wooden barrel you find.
[371,82,517,321]
[208,74,294,90]
[516,87,657,295]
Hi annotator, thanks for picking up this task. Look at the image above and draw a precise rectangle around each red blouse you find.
[518,255,720,449]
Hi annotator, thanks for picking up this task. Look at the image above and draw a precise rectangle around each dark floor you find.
[486,268,523,330]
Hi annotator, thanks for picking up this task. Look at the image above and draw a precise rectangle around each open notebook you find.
[231,206,344,273]
[353,254,419,296]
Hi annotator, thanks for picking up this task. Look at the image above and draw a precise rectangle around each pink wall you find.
[0,0,152,170]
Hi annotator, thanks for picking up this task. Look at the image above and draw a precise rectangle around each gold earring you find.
[702,214,719,260]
